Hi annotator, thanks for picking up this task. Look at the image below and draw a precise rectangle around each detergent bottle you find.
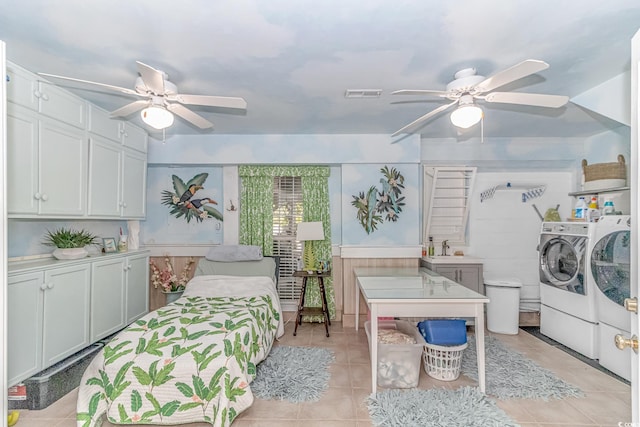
[586,197,600,222]
[574,197,587,220]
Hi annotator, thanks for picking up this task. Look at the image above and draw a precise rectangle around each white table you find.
[355,267,489,394]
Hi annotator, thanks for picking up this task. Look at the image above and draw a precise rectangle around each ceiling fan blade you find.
[391,100,458,137]
[484,92,569,108]
[136,61,165,95]
[167,103,213,129]
[109,100,150,118]
[169,94,247,110]
[391,89,450,97]
[37,72,141,97]
[474,59,549,93]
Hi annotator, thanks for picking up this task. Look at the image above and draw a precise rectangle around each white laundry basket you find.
[422,341,468,381]
[485,277,522,335]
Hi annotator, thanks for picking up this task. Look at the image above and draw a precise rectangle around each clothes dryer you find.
[588,215,631,380]
[538,221,598,359]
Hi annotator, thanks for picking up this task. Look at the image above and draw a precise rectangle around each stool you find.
[293,270,331,337]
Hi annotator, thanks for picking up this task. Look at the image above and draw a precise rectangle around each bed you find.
[76,256,283,427]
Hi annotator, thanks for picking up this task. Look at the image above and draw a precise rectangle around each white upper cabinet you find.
[87,134,147,219]
[87,135,123,217]
[7,63,86,129]
[7,103,87,217]
[88,104,148,153]
[6,61,148,219]
[121,150,147,218]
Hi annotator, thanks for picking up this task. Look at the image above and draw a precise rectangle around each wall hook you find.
[226,200,237,212]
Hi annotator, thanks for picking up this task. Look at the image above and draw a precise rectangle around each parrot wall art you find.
[161,173,223,223]
[351,166,405,234]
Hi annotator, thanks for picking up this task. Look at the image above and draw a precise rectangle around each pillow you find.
[205,245,263,262]
[195,257,277,284]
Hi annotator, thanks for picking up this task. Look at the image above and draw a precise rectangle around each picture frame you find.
[103,237,117,253]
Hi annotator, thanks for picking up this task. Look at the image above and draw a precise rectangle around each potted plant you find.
[43,227,99,260]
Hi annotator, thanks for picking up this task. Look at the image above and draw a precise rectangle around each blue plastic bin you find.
[418,319,467,345]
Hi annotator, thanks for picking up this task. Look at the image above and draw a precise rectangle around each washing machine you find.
[588,215,631,380]
[538,221,598,359]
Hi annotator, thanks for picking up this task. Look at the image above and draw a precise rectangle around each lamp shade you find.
[296,221,325,241]
[450,104,483,129]
[141,106,174,130]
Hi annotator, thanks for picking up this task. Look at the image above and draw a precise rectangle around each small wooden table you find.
[293,270,331,337]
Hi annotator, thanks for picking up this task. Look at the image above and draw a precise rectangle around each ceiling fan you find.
[391,59,569,137]
[38,61,247,130]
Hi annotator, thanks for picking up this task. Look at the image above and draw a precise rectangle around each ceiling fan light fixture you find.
[450,104,483,129]
[141,105,174,130]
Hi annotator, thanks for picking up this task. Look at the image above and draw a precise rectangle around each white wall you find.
[466,171,574,311]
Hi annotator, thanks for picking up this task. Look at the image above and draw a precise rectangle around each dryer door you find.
[591,229,631,306]
[539,235,587,294]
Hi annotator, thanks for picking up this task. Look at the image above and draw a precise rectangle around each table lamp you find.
[296,221,325,272]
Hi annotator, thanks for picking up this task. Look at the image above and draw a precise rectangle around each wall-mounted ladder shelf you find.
[480,182,546,203]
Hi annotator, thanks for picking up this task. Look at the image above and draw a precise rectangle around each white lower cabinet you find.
[90,258,126,342]
[42,264,91,367]
[8,272,44,386]
[8,250,150,386]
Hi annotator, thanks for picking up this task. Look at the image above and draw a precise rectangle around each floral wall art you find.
[351,166,406,234]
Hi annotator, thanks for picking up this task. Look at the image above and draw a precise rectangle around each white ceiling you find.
[1,0,638,140]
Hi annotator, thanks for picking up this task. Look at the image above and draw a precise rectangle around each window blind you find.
[272,176,303,306]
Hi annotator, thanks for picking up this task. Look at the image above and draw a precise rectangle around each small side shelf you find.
[568,186,630,197]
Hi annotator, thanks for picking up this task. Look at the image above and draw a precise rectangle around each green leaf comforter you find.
[77,275,284,427]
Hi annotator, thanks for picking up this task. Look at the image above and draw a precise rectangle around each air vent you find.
[344,89,382,98]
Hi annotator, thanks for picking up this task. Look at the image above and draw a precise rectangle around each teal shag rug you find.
[368,386,518,427]
[251,345,335,402]
[461,335,584,400]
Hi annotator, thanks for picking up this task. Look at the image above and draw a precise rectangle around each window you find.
[272,176,303,308]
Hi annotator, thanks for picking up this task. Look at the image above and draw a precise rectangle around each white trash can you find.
[484,277,522,335]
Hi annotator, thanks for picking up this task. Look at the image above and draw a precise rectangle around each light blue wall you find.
[8,219,127,258]
[145,134,422,247]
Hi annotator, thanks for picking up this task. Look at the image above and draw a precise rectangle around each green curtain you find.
[238,165,335,321]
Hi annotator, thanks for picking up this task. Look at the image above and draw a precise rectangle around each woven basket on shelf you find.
[582,154,626,183]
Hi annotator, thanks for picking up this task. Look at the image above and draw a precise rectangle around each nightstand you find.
[293,270,331,337]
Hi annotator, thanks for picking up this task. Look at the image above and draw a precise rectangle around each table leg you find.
[318,277,330,337]
[370,303,378,393]
[355,281,360,331]
[293,277,308,336]
[476,305,486,393]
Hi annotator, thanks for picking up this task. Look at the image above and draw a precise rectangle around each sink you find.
[423,255,482,264]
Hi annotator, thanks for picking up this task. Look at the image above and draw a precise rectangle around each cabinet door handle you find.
[41,92,49,101]
[34,90,41,99]
[122,202,127,208]
[41,193,49,201]
[40,283,47,291]
[47,282,54,289]
[34,192,41,200]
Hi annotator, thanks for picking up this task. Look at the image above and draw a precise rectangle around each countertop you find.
[421,255,483,265]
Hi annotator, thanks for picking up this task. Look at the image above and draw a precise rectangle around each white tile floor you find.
[14,320,632,427]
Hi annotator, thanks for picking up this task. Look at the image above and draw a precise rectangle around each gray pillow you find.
[205,245,263,262]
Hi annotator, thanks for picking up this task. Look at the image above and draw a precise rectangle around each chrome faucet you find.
[441,240,450,256]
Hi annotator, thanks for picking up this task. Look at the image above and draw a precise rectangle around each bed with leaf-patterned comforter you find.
[77,274,283,427]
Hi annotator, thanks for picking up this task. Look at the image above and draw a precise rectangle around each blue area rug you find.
[251,345,335,403]
[368,386,518,427]
[461,335,584,400]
